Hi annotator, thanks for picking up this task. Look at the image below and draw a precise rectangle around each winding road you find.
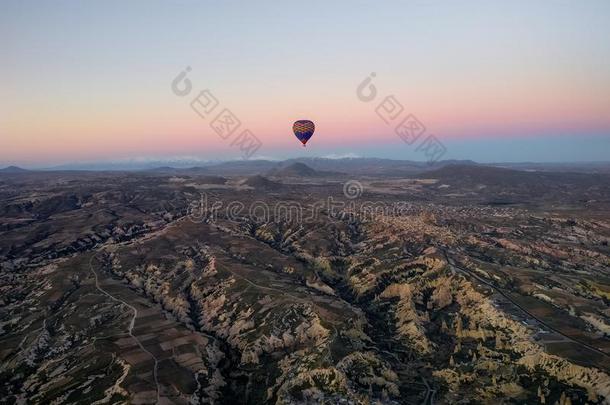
[88,254,161,404]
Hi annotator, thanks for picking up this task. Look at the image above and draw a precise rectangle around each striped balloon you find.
[293,120,315,147]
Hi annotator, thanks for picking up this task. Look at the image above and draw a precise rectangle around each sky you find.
[1,0,610,167]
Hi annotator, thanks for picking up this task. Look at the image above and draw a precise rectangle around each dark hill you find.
[421,163,609,191]
[196,175,227,185]
[0,166,29,173]
[422,164,533,185]
[239,175,282,189]
[267,162,341,177]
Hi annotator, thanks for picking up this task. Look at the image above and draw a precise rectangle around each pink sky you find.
[2,1,609,165]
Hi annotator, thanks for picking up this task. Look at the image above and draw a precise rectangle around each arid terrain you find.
[1,159,610,404]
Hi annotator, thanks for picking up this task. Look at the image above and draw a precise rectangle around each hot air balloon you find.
[293,120,315,147]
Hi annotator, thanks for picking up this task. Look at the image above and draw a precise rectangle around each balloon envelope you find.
[293,120,315,146]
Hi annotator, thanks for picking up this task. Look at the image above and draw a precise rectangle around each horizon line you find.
[3,157,610,172]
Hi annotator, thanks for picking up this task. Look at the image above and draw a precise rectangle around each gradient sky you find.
[2,0,610,167]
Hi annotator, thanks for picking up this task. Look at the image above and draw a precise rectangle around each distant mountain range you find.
[2,158,609,175]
